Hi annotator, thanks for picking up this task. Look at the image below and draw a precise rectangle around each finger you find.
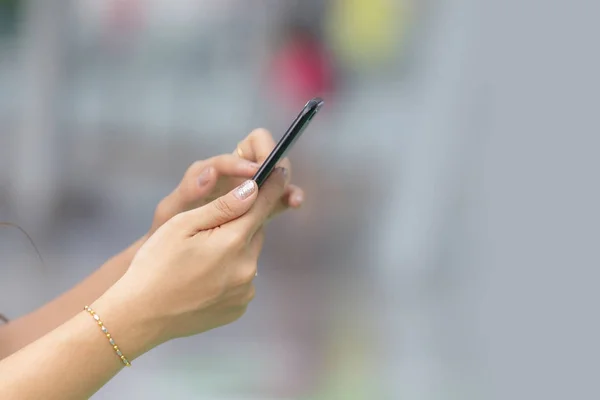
[179,156,260,201]
[248,227,265,258]
[228,283,256,307]
[236,167,289,233]
[283,184,304,209]
[234,128,275,162]
[205,154,260,177]
[247,229,265,278]
[182,165,218,203]
[181,180,258,234]
[167,156,258,214]
[263,185,305,222]
[236,128,293,181]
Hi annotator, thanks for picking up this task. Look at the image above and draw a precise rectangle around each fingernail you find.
[276,167,288,178]
[247,161,261,169]
[234,180,256,200]
[293,193,304,204]
[198,167,212,186]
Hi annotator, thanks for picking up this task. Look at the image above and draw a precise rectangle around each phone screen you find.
[252,97,324,187]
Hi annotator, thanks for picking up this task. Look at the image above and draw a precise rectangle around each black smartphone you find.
[253,97,325,187]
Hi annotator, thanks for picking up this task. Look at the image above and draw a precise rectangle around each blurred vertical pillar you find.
[372,0,481,398]
[10,0,69,233]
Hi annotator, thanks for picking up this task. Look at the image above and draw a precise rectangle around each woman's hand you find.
[0,130,305,358]
[149,129,305,237]
[94,167,289,352]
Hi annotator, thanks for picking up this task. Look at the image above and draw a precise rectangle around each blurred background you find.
[2,0,598,399]
[0,0,479,398]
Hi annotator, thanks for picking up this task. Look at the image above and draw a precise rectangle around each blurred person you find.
[0,130,305,399]
[268,22,336,111]
[107,0,143,37]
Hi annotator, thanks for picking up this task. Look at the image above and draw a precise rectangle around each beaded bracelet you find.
[84,306,131,367]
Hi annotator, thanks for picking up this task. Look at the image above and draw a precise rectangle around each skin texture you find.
[0,129,303,398]
[0,170,288,399]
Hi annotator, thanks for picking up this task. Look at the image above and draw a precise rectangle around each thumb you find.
[183,179,258,233]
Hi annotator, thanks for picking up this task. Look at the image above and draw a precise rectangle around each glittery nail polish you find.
[234,180,256,200]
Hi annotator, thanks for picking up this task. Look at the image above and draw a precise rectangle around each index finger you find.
[234,167,289,234]
[234,128,292,178]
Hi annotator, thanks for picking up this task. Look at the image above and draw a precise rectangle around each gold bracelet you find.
[84,305,131,367]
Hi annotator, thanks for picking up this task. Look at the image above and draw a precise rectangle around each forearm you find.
[0,236,146,359]
[0,292,157,400]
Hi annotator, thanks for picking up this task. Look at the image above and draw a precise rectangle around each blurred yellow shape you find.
[328,0,411,69]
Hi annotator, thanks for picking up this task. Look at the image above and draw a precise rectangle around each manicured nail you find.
[234,180,256,200]
[275,167,288,178]
[293,193,304,205]
[197,167,212,186]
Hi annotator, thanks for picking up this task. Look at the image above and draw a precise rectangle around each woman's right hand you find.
[92,167,289,356]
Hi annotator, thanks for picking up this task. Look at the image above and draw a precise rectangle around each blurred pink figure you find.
[269,25,335,110]
[108,0,143,34]
[102,0,144,51]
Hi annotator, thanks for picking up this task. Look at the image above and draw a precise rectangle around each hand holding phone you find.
[252,97,324,187]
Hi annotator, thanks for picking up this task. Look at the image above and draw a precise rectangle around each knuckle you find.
[243,264,258,283]
[225,230,246,249]
[233,305,249,320]
[205,281,227,303]
[235,273,253,287]
[261,192,280,212]
[207,154,230,171]
[154,198,171,221]
[234,288,255,309]
[213,197,236,218]
[169,211,188,226]
[243,285,256,304]
[234,264,257,286]
[187,160,205,175]
[250,127,272,140]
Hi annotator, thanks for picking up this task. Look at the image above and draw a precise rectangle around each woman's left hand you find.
[148,129,305,237]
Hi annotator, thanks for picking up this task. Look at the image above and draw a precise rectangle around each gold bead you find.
[98,321,103,326]
[113,345,118,350]
[120,355,126,360]
[106,333,111,338]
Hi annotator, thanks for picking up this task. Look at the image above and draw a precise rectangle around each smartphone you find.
[253,97,324,187]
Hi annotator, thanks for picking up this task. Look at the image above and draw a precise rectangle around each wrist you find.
[120,235,148,270]
[132,234,149,254]
[89,284,166,361]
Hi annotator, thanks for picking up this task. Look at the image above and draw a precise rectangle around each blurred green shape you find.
[0,0,20,36]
